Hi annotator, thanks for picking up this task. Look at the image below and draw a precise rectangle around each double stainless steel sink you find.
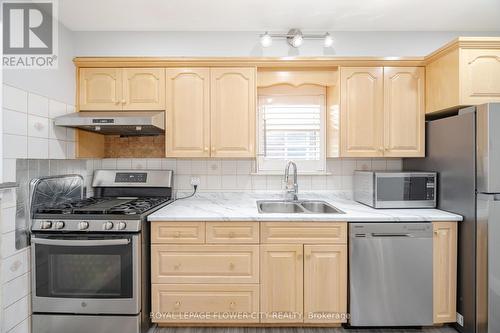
[257,200,345,214]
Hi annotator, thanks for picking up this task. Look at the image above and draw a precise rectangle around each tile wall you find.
[2,84,77,183]
[1,82,82,333]
[1,159,89,333]
[86,158,403,195]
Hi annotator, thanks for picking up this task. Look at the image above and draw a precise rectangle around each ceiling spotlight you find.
[324,33,334,48]
[287,29,303,48]
[260,32,272,48]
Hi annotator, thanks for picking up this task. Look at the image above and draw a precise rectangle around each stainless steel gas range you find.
[30,169,173,333]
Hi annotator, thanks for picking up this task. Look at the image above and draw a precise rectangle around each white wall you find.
[2,22,76,106]
[73,31,500,57]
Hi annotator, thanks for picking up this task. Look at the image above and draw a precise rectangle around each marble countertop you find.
[148,192,463,222]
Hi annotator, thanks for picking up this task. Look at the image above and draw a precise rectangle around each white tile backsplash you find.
[2,273,30,309]
[28,93,49,117]
[48,99,67,118]
[3,85,27,113]
[48,139,66,159]
[3,84,76,163]
[3,295,30,332]
[3,135,27,159]
[28,137,49,159]
[85,157,401,192]
[221,160,237,175]
[3,109,28,136]
[1,249,29,284]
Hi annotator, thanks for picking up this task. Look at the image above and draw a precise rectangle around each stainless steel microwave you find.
[353,171,437,208]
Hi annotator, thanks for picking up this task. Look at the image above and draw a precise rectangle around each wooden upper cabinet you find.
[260,244,303,323]
[123,68,165,110]
[461,49,500,106]
[426,43,500,115]
[340,67,384,157]
[383,67,425,157]
[340,66,425,158]
[304,245,347,323]
[166,68,210,157]
[210,68,256,158]
[78,68,165,111]
[79,68,122,110]
[433,222,457,324]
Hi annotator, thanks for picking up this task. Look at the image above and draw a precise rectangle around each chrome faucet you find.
[284,161,298,201]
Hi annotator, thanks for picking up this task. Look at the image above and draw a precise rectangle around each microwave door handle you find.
[31,238,130,246]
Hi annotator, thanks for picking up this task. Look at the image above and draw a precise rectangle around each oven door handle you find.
[31,237,130,246]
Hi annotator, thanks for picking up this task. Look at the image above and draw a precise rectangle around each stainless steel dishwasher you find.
[349,222,433,326]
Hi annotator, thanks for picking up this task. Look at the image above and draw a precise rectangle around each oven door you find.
[31,234,140,315]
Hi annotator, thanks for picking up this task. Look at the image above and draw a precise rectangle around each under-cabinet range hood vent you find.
[54,111,165,136]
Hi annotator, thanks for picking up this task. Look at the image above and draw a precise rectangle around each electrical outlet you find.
[190,177,201,186]
[456,312,464,326]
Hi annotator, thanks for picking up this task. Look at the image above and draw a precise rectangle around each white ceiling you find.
[59,0,500,32]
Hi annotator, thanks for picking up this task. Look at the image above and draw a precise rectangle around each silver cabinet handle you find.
[32,238,130,246]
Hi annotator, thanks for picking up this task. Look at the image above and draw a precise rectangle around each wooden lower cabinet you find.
[150,221,460,326]
[304,245,347,323]
[151,244,259,284]
[152,284,259,323]
[433,221,458,324]
[260,244,304,323]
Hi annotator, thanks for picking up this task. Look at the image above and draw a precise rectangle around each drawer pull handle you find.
[174,231,181,238]
[228,232,235,238]
[229,263,235,270]
[174,263,181,270]
[174,301,181,309]
[229,301,236,310]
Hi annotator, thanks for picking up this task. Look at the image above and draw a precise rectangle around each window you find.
[257,84,326,173]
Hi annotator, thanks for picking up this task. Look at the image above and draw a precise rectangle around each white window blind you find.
[257,85,326,173]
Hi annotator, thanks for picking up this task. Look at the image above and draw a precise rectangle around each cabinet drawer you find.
[152,284,259,323]
[261,222,347,244]
[206,222,259,244]
[151,222,205,244]
[151,245,259,283]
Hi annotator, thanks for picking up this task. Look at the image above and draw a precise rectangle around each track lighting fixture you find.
[259,29,334,48]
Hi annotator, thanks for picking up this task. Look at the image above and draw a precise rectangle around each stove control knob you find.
[41,221,52,229]
[54,221,65,229]
[117,222,127,230]
[79,221,90,230]
[103,221,114,230]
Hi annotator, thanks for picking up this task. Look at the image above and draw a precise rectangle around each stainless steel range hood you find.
[54,111,165,136]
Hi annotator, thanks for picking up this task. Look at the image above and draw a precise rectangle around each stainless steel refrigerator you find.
[404,103,500,333]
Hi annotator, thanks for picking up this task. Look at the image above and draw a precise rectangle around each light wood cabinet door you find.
[210,68,256,158]
[206,222,259,244]
[151,222,205,244]
[261,222,347,244]
[304,245,347,323]
[152,284,259,323]
[79,68,122,110]
[260,244,303,323]
[340,67,384,157]
[166,68,210,157]
[123,68,165,110]
[151,244,259,284]
[433,222,457,324]
[383,67,425,157]
[460,49,500,106]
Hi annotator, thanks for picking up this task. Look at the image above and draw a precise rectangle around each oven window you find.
[34,237,133,299]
